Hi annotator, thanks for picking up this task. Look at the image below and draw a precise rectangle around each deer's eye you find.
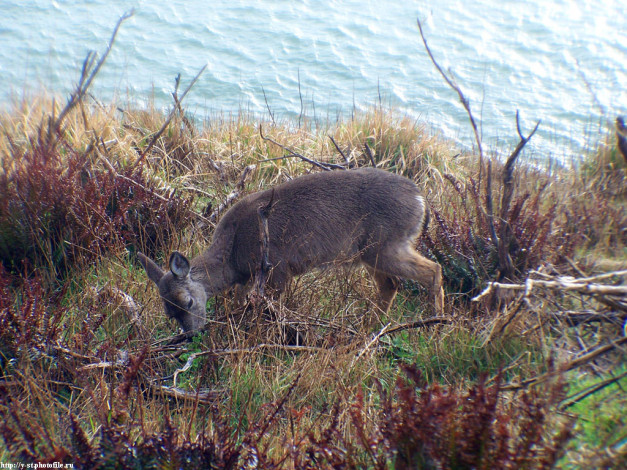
[186,298,194,309]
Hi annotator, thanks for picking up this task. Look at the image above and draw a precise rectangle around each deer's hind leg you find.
[364,243,444,314]
[367,268,401,314]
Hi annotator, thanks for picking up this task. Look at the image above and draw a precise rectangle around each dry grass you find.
[0,88,626,468]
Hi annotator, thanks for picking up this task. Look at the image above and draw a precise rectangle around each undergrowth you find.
[0,80,625,468]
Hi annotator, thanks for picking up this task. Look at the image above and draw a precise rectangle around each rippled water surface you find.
[1,0,626,159]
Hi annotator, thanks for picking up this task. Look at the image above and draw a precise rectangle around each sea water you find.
[1,0,625,160]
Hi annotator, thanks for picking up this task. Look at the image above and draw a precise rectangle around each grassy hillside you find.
[0,81,625,468]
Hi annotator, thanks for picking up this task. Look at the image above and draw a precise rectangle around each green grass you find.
[567,367,627,446]
[0,86,625,467]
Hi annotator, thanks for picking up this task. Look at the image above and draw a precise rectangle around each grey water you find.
[1,0,626,161]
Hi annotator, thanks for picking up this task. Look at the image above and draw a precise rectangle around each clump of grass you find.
[3,15,626,467]
[0,98,193,281]
[0,360,574,469]
[1,80,625,467]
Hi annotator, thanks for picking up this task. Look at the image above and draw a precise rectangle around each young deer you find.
[138,168,444,332]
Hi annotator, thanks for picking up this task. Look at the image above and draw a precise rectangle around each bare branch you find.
[207,164,257,223]
[350,316,454,369]
[172,73,196,137]
[497,112,541,279]
[485,159,499,247]
[151,385,222,404]
[259,125,345,170]
[253,188,276,297]
[417,17,484,180]
[328,135,351,166]
[261,85,276,125]
[49,10,133,144]
[560,370,627,410]
[502,336,627,391]
[473,277,627,300]
[616,116,627,164]
[380,316,455,337]
[363,142,376,167]
[132,64,207,170]
[297,67,304,128]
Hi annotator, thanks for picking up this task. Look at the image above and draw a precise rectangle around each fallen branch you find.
[259,125,345,171]
[477,269,627,343]
[380,316,455,337]
[473,277,627,300]
[350,322,392,369]
[151,385,222,404]
[559,369,627,410]
[350,316,454,369]
[171,343,327,386]
[502,336,627,391]
[552,309,627,327]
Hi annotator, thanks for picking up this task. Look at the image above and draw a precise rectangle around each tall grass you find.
[0,86,625,468]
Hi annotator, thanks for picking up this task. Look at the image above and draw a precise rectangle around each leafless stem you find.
[379,316,455,337]
[502,336,627,390]
[497,111,540,279]
[363,143,376,167]
[132,64,207,170]
[259,125,345,170]
[328,135,350,166]
[254,189,276,296]
[485,159,499,247]
[48,10,133,145]
[207,164,257,223]
[261,85,276,125]
[172,73,196,137]
[417,17,484,184]
[298,68,304,128]
[560,370,627,410]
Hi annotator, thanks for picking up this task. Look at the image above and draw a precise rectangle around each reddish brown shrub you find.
[0,131,192,278]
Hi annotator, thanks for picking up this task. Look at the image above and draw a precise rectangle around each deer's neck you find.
[190,247,235,296]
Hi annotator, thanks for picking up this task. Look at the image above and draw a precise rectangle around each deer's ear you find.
[138,252,165,285]
[169,251,191,279]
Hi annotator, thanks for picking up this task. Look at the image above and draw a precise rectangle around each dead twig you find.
[253,189,276,297]
[172,73,196,137]
[350,316,454,369]
[350,322,392,369]
[379,316,455,337]
[261,85,276,125]
[171,344,326,386]
[151,385,222,404]
[502,336,627,391]
[417,17,483,182]
[363,143,376,167]
[560,370,627,410]
[328,135,351,166]
[473,277,627,300]
[48,10,133,146]
[497,112,541,280]
[259,125,345,171]
[207,164,257,223]
[132,64,207,170]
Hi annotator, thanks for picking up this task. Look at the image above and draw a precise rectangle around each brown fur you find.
[138,168,444,331]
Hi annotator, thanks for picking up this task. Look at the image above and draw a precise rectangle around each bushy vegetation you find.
[1,31,626,468]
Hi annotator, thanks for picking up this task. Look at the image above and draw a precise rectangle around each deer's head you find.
[138,252,207,332]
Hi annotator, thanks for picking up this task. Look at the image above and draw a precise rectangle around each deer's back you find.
[213,168,426,280]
